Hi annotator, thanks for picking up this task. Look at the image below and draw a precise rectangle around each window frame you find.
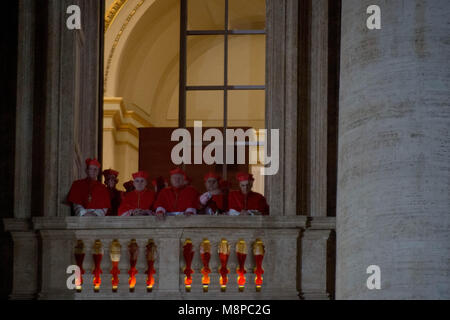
[178,0,267,179]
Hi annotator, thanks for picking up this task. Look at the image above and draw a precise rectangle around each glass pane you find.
[187,35,224,85]
[228,35,265,85]
[227,90,265,129]
[187,90,224,127]
[165,84,179,127]
[228,0,266,30]
[188,0,225,30]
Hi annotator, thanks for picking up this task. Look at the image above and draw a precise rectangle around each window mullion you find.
[179,0,187,128]
[223,0,229,179]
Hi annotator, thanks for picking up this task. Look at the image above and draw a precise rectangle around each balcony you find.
[4,215,335,300]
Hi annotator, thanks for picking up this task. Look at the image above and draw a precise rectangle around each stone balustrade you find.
[4,215,335,300]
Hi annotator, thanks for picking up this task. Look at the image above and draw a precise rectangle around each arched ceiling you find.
[104,0,265,127]
[115,0,180,125]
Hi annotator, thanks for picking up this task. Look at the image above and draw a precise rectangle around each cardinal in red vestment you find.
[118,171,156,216]
[199,172,227,215]
[228,172,269,216]
[102,169,123,216]
[154,168,199,216]
[67,158,111,216]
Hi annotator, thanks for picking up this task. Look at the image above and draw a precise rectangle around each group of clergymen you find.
[66,158,270,217]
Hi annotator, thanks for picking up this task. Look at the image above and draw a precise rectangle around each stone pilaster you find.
[7,0,39,300]
[300,229,332,299]
[309,0,329,217]
[157,233,183,296]
[3,219,38,300]
[265,0,299,216]
[43,0,102,217]
[14,0,35,219]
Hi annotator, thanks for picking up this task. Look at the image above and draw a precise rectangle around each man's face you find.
[86,165,99,180]
[133,177,147,191]
[239,180,253,194]
[171,174,185,188]
[105,175,118,188]
[205,178,219,192]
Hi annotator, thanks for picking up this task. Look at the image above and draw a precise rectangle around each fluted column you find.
[337,0,450,299]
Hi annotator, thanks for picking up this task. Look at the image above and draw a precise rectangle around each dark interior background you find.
[139,127,250,193]
[0,1,18,300]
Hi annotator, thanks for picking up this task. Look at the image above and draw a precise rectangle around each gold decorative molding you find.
[104,0,147,91]
[116,141,139,152]
[103,109,119,118]
[105,0,129,32]
[103,128,139,152]
[103,97,152,153]
[104,97,124,104]
[118,123,140,138]
[127,103,152,124]
[104,112,140,138]
[104,97,153,127]
[121,106,152,128]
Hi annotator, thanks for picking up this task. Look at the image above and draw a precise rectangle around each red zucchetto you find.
[204,172,221,182]
[236,172,254,182]
[132,171,149,180]
[102,169,119,177]
[170,167,186,177]
[85,158,101,168]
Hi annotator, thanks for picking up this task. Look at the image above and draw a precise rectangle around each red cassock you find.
[67,178,111,209]
[228,191,269,215]
[107,188,123,216]
[118,189,156,216]
[154,186,199,213]
[204,194,227,214]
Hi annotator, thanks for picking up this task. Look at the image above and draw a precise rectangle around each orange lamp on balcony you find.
[92,239,104,292]
[145,239,157,292]
[253,238,265,292]
[218,238,230,292]
[109,239,121,292]
[183,239,194,292]
[236,239,248,292]
[200,239,211,292]
[128,239,139,292]
[74,240,85,292]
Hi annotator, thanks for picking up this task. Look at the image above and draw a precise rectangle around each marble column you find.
[337,0,450,299]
